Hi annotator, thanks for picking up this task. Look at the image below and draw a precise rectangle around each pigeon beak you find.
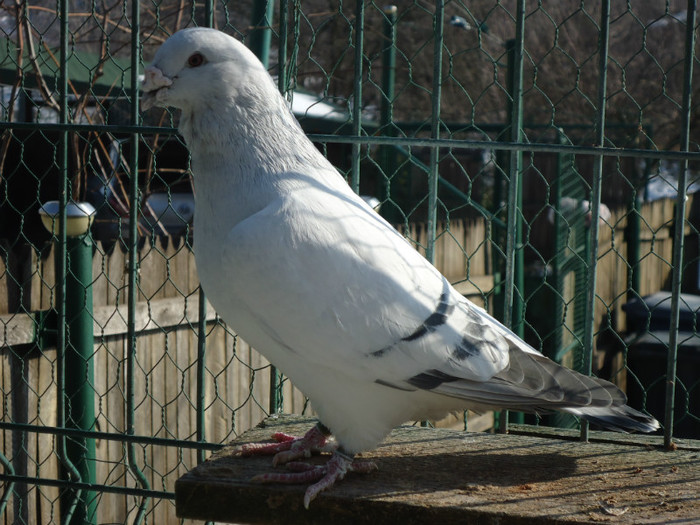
[141,66,173,111]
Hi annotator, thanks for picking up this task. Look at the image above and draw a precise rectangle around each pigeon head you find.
[141,27,268,112]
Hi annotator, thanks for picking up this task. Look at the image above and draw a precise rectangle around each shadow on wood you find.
[176,415,700,524]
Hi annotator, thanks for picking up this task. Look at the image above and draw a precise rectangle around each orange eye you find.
[187,52,205,67]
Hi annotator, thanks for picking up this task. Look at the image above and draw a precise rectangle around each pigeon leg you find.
[251,450,378,509]
[236,422,337,466]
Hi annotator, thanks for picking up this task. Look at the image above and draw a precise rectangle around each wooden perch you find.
[176,414,700,524]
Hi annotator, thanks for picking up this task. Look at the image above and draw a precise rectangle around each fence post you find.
[39,202,97,525]
[499,0,526,432]
[249,0,274,68]
[664,0,697,449]
[126,1,152,521]
[579,0,611,443]
[64,233,98,525]
[350,0,365,195]
[380,4,398,206]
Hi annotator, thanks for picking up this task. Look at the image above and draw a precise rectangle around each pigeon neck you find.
[180,89,333,196]
[179,82,316,168]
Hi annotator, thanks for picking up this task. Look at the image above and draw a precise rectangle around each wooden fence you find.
[0,196,696,524]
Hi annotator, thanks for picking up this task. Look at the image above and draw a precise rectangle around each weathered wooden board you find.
[176,415,700,525]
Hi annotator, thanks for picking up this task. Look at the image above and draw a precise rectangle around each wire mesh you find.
[0,1,699,523]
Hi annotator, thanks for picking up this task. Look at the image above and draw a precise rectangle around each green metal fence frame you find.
[1,1,699,523]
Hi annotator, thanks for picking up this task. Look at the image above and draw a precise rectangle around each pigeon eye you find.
[187,52,205,67]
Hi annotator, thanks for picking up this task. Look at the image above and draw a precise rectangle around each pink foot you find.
[235,424,337,466]
[251,451,378,508]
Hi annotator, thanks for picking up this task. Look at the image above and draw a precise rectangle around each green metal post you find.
[503,36,525,340]
[196,288,208,463]
[126,1,151,522]
[64,232,98,524]
[664,0,696,449]
[426,0,444,265]
[203,0,214,27]
[580,0,611,442]
[196,2,214,474]
[350,0,365,195]
[420,0,445,429]
[380,5,398,209]
[499,0,526,431]
[249,0,274,68]
[278,0,289,95]
[57,0,84,522]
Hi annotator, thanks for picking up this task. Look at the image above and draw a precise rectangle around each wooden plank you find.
[108,337,129,525]
[34,346,58,525]
[105,243,125,307]
[148,329,167,525]
[93,338,120,525]
[0,314,35,347]
[163,329,181,514]
[93,296,214,338]
[175,322,195,481]
[91,244,107,307]
[37,244,54,312]
[0,296,218,347]
[176,414,700,525]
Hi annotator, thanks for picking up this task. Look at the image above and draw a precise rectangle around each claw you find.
[236,424,336,466]
[236,424,378,508]
[301,453,378,509]
[251,452,378,509]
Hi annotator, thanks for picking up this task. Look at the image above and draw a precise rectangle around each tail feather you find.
[564,405,660,433]
[421,343,661,433]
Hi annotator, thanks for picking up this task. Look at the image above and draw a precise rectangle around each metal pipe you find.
[203,0,214,27]
[580,0,611,443]
[196,0,215,462]
[664,0,697,449]
[56,1,84,522]
[503,35,525,338]
[278,0,289,96]
[64,232,98,524]
[350,0,365,194]
[380,4,398,204]
[380,5,397,131]
[249,0,274,68]
[3,120,700,162]
[126,2,151,523]
[499,0,526,432]
[425,0,444,265]
[196,289,208,463]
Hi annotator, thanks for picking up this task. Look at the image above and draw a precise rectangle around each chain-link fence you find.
[1,1,699,523]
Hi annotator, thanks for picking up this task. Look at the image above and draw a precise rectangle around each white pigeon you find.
[142,28,659,508]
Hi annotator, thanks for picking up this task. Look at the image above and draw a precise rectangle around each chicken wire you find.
[0,1,699,523]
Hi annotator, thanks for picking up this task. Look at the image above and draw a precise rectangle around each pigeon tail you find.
[564,405,660,433]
